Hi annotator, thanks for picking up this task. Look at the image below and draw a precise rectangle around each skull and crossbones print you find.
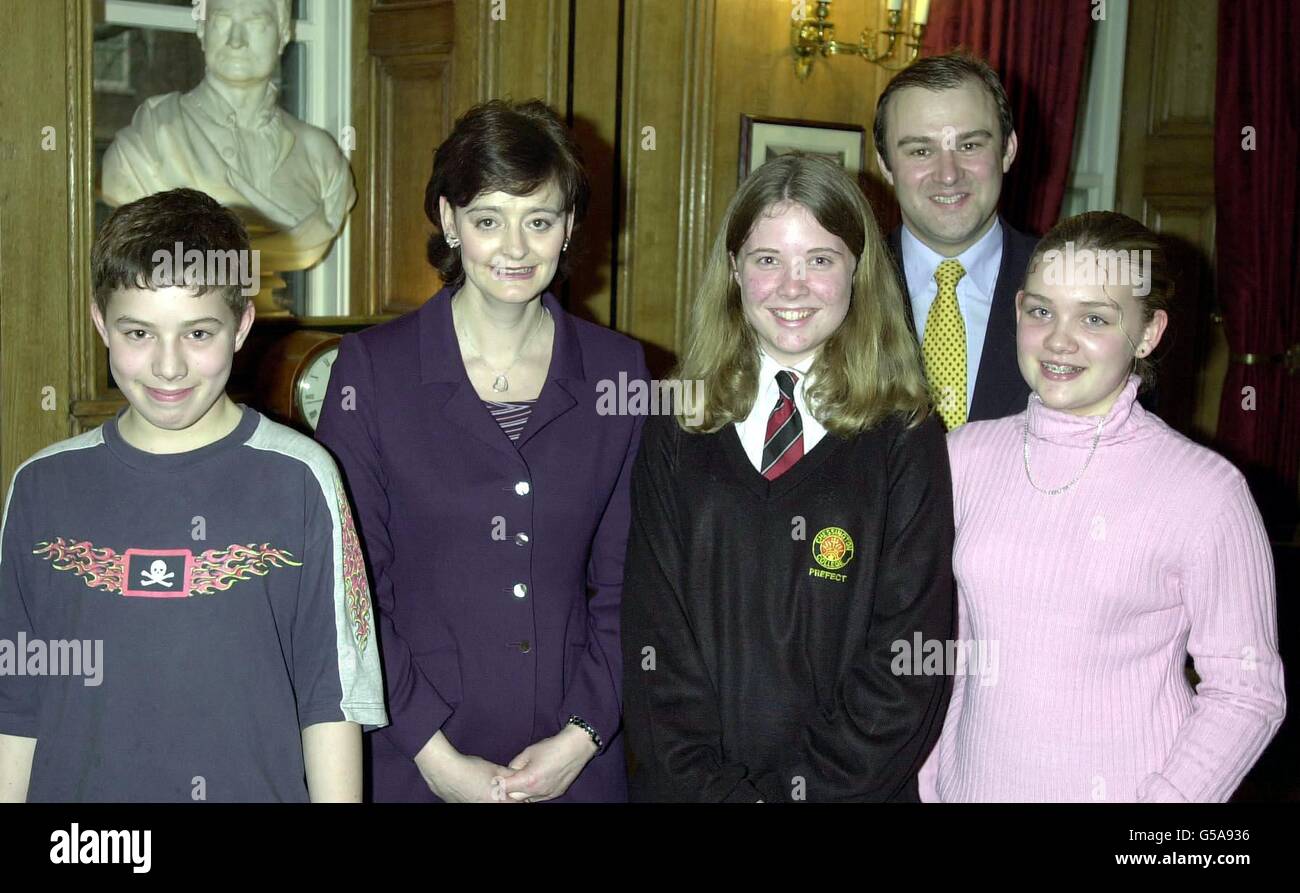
[139,559,175,587]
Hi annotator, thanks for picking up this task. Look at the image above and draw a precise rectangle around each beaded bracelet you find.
[566,715,603,751]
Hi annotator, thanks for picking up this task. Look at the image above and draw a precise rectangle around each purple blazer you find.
[316,288,646,802]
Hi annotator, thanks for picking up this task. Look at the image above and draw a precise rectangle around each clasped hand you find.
[415,726,597,803]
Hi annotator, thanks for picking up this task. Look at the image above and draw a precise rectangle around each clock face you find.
[295,345,339,431]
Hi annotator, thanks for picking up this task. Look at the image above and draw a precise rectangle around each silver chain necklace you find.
[1021,396,1105,496]
[458,304,549,393]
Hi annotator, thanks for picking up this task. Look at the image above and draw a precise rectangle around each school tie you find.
[762,370,803,480]
[923,258,968,430]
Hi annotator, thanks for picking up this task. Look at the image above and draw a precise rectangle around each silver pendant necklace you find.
[459,304,549,393]
[1022,396,1105,496]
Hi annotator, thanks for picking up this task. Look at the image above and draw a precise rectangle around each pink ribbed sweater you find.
[919,375,1285,802]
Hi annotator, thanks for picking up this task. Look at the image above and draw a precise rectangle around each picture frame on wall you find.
[738,114,868,184]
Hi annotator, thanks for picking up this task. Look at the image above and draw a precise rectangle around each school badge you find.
[812,527,854,570]
[808,526,854,583]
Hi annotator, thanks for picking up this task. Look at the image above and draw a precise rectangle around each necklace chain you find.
[458,303,549,393]
[1021,396,1105,496]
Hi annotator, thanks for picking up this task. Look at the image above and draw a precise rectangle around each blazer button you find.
[516,640,531,653]
[514,532,529,546]
[512,583,528,599]
[514,481,531,496]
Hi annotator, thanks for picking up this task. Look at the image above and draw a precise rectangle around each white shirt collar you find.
[758,349,815,383]
[735,348,828,472]
[901,217,1004,298]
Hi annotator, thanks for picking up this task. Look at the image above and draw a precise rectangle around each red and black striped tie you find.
[761,370,803,480]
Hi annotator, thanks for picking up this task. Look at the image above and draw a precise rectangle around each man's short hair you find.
[92,188,252,320]
[873,52,1014,172]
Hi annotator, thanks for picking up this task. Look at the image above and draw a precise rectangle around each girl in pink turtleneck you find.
[920,212,1285,802]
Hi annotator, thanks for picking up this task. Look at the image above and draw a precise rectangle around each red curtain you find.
[921,0,1093,237]
[1214,0,1300,522]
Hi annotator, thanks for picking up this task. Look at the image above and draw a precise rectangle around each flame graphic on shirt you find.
[32,483,372,653]
[335,479,372,653]
[32,538,302,596]
[189,544,304,593]
[31,539,124,594]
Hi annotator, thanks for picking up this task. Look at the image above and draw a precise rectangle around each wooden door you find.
[1116,0,1221,439]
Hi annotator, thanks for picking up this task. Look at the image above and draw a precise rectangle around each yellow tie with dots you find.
[923,258,968,431]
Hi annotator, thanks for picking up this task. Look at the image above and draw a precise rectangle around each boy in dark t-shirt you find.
[0,188,386,802]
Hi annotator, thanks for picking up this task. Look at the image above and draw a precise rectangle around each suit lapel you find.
[417,287,524,465]
[886,228,919,338]
[417,288,587,454]
[969,219,1035,421]
[515,380,579,449]
[515,293,585,448]
[436,380,524,465]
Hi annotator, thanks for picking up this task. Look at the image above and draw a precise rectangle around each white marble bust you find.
[101,0,355,273]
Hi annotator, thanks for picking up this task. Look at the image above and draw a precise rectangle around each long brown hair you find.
[676,153,930,435]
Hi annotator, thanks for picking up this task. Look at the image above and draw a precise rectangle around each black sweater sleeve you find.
[787,414,956,800]
[621,415,768,803]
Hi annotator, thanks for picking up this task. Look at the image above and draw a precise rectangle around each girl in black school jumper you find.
[621,154,955,802]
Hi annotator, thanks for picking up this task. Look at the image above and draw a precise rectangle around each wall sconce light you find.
[792,0,930,79]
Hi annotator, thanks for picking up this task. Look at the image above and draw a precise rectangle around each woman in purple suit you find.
[316,100,646,802]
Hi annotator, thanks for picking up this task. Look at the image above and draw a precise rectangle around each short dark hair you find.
[92,188,252,319]
[423,99,590,289]
[873,52,1014,172]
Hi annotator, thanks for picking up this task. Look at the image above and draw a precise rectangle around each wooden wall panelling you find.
[1147,0,1217,137]
[349,2,377,314]
[707,0,895,242]
[1144,193,1218,435]
[0,0,82,493]
[486,0,570,107]
[615,0,704,373]
[567,0,624,327]
[69,0,107,434]
[352,0,455,315]
[680,0,718,363]
[455,0,489,108]
[1116,0,1220,440]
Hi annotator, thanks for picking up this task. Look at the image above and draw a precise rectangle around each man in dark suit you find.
[874,53,1038,428]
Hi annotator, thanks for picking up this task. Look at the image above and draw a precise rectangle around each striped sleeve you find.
[247,419,388,730]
